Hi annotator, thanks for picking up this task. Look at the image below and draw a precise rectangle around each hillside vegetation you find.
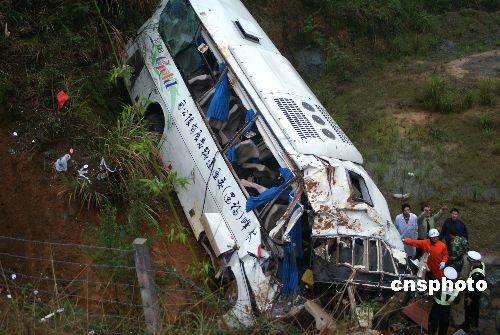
[245,0,500,250]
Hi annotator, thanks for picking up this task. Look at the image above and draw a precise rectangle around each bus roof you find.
[190,0,363,164]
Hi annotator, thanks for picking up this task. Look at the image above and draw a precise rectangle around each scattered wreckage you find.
[124,0,413,326]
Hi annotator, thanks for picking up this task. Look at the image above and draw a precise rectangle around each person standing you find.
[416,204,445,258]
[402,228,448,279]
[394,203,418,258]
[460,251,486,331]
[428,267,460,335]
[447,227,468,275]
[440,208,468,249]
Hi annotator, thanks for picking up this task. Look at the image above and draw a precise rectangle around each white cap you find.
[428,228,439,238]
[444,267,458,280]
[467,251,482,261]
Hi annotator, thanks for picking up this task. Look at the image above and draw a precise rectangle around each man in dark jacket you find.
[439,208,468,249]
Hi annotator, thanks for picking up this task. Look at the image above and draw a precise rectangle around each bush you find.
[422,77,467,113]
[476,79,496,106]
[325,44,359,81]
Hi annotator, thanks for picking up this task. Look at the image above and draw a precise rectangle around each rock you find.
[295,48,325,75]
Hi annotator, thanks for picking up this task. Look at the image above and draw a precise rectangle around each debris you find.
[69,148,74,154]
[40,308,64,322]
[77,164,91,183]
[97,157,117,180]
[301,268,314,286]
[31,139,35,143]
[402,302,428,331]
[304,300,336,332]
[6,294,12,299]
[11,274,16,280]
[33,290,38,296]
[56,90,69,111]
[55,154,71,172]
[407,172,415,177]
[12,131,17,137]
[392,193,410,199]
[4,22,10,38]
[356,305,374,328]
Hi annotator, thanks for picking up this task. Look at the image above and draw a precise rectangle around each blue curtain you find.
[206,65,229,121]
[245,168,293,212]
[226,144,237,163]
[244,109,256,132]
[281,199,303,294]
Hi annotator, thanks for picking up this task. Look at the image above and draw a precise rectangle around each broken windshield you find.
[347,170,373,206]
[159,0,200,56]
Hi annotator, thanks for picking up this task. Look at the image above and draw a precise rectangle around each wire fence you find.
[0,235,215,334]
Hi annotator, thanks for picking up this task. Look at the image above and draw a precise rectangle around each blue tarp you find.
[245,167,293,212]
[206,65,229,121]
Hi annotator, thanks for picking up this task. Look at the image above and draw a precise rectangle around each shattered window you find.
[159,0,200,56]
[353,238,364,268]
[338,237,352,265]
[381,243,396,274]
[369,240,379,271]
[347,170,373,207]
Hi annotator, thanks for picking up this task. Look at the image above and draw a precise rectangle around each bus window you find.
[159,0,199,56]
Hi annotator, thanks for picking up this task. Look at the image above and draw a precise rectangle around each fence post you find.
[133,238,162,334]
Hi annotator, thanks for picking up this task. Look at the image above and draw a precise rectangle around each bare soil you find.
[447,49,500,78]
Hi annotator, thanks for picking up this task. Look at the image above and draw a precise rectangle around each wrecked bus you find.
[124,0,410,325]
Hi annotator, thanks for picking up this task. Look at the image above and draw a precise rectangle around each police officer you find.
[428,267,460,335]
[460,250,486,331]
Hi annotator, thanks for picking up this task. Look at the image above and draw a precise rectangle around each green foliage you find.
[109,64,134,85]
[62,174,109,209]
[422,77,499,113]
[325,44,358,81]
[477,112,496,132]
[475,79,496,106]
[298,15,324,48]
[95,203,128,250]
[185,260,212,286]
[422,77,467,113]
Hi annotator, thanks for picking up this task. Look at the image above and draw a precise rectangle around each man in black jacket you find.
[439,208,468,249]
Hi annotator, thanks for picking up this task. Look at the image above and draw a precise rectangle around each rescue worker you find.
[460,250,486,331]
[447,227,468,275]
[402,228,448,279]
[428,267,460,335]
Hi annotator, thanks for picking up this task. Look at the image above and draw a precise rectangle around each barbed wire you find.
[4,281,145,308]
[2,268,139,289]
[0,235,134,253]
[0,251,136,270]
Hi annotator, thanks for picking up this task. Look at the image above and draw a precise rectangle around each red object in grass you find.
[56,90,69,111]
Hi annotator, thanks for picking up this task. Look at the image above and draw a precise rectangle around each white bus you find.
[125,0,410,325]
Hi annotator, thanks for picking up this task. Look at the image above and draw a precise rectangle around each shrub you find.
[476,79,495,106]
[422,77,466,113]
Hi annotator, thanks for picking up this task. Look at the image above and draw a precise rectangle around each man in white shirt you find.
[394,203,418,258]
